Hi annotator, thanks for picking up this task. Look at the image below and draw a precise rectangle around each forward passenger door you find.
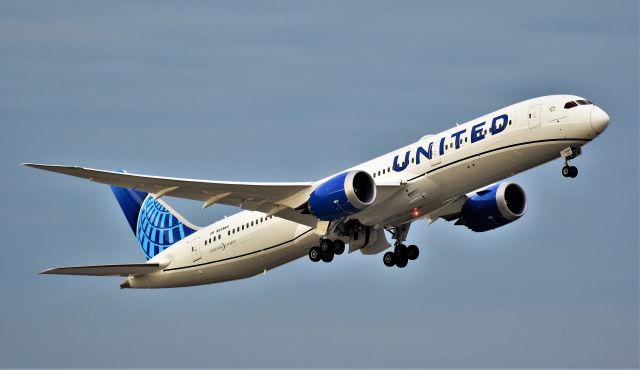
[528,104,541,128]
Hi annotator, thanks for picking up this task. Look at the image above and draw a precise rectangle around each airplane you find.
[24,94,610,289]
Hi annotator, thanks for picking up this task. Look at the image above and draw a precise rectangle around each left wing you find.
[24,163,318,226]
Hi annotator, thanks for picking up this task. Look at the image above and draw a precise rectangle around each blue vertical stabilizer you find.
[110,182,198,260]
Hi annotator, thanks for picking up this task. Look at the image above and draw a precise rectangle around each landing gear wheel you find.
[321,251,334,263]
[333,240,345,255]
[569,166,578,178]
[394,243,407,256]
[319,239,333,255]
[407,245,419,261]
[562,166,571,177]
[383,252,396,267]
[309,247,321,262]
[395,254,408,268]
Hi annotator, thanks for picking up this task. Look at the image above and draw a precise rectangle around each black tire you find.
[333,240,345,255]
[394,243,407,256]
[309,247,321,262]
[396,254,408,268]
[319,239,333,254]
[407,245,419,260]
[383,252,396,267]
[321,251,334,263]
[569,166,578,178]
[562,166,571,177]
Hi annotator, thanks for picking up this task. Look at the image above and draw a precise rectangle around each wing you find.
[24,163,405,228]
[40,263,162,276]
[24,163,319,226]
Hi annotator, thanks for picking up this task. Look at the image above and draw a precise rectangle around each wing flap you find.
[40,263,162,276]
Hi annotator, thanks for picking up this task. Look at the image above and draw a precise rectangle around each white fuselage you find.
[129,95,607,288]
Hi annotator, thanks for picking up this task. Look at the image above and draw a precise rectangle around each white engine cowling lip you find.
[343,170,376,210]
[496,182,527,221]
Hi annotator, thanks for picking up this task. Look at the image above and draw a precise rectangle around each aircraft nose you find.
[590,106,610,134]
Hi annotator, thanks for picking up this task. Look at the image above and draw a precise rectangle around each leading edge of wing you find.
[40,263,162,276]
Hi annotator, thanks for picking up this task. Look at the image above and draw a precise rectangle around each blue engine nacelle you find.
[457,182,527,232]
[308,170,376,221]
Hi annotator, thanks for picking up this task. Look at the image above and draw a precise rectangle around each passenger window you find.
[564,101,578,109]
[382,169,385,174]
[205,240,208,245]
[411,158,414,163]
[251,221,254,226]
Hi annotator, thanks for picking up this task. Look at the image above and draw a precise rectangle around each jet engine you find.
[457,182,527,232]
[308,170,376,221]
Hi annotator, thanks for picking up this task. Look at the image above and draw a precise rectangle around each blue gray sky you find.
[1,1,638,368]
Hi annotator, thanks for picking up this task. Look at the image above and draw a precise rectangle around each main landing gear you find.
[383,243,419,268]
[560,146,581,178]
[383,224,420,268]
[309,239,345,263]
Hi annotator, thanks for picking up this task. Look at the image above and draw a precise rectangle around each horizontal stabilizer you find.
[40,263,162,276]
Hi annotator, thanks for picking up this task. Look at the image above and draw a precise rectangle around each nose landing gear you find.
[560,146,581,178]
[562,164,578,178]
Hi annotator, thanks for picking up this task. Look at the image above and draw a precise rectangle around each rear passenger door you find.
[190,237,201,262]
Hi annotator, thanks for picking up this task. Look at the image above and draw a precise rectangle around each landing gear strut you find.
[308,239,345,263]
[560,146,581,178]
[383,224,420,268]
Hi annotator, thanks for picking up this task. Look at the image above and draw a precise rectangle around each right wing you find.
[40,263,162,276]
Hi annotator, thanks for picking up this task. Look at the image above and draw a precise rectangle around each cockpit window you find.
[564,101,578,109]
[576,99,592,105]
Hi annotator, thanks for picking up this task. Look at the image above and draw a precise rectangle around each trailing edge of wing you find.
[40,263,162,276]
